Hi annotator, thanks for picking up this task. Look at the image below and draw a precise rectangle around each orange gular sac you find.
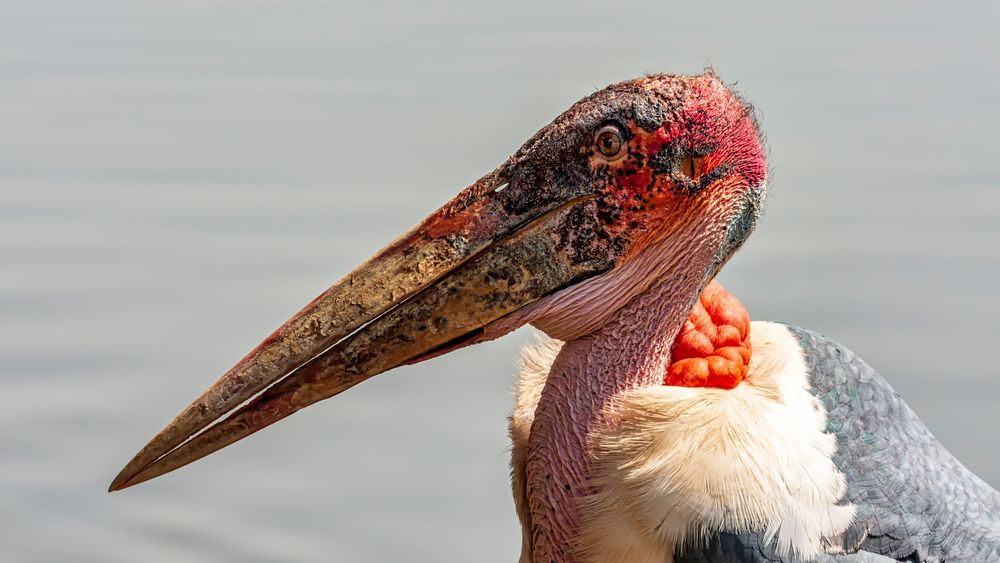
[665,280,751,389]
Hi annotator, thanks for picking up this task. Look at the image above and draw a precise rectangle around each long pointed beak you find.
[109,169,609,491]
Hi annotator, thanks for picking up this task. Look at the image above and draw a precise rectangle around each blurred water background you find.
[2,1,999,561]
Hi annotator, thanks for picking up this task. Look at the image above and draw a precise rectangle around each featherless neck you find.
[526,274,752,561]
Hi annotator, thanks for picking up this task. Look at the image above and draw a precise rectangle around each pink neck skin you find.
[524,256,711,562]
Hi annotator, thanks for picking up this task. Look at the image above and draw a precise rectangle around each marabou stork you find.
[110,73,1000,562]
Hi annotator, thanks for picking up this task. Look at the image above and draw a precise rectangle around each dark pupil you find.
[600,132,619,154]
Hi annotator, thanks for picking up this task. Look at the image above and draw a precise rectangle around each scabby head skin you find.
[492,72,767,343]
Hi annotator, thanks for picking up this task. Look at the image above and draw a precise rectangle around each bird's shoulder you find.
[779,324,1000,562]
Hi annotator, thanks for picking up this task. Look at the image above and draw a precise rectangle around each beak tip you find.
[108,469,132,492]
[109,451,148,492]
[109,466,154,492]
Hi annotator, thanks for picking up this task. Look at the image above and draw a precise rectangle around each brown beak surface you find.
[109,170,608,491]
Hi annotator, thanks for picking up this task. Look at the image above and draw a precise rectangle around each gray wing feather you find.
[678,325,1000,562]
[793,326,1000,561]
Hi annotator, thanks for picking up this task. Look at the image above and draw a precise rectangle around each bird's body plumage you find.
[512,322,1000,562]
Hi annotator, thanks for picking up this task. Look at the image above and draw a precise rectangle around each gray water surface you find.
[3,2,1000,562]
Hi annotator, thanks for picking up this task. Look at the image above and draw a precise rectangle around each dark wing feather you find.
[676,532,898,562]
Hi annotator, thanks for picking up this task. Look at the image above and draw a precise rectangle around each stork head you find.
[110,72,767,491]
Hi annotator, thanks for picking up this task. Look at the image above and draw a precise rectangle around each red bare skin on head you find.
[666,280,751,389]
[586,75,766,269]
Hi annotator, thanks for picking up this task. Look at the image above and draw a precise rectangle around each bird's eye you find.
[594,125,625,159]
